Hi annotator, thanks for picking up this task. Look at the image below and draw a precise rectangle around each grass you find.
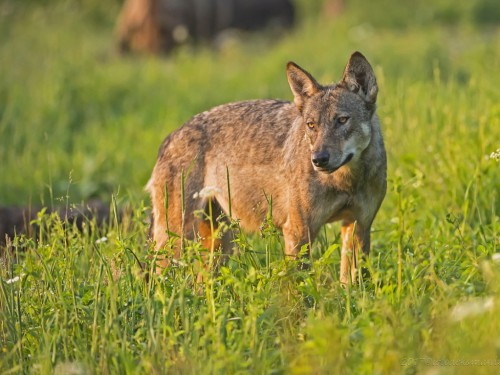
[1,0,500,373]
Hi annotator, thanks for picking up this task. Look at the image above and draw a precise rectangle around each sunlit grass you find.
[1,1,499,374]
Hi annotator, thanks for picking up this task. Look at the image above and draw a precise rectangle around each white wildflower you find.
[489,148,500,162]
[95,236,108,244]
[492,253,500,263]
[450,297,494,322]
[193,186,222,199]
[5,276,20,284]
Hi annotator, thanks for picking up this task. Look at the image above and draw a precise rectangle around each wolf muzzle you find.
[312,152,354,173]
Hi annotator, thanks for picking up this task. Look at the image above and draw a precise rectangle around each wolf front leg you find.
[282,215,313,263]
[340,221,370,285]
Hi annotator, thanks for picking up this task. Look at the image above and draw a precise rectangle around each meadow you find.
[1,0,500,373]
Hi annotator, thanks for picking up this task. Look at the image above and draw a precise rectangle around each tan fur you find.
[116,0,165,54]
[147,52,387,284]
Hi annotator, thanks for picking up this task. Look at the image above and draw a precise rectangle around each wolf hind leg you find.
[195,198,233,281]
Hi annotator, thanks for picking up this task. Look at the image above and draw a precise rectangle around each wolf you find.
[147,52,386,284]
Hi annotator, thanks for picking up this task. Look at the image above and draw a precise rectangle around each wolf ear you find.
[341,52,378,104]
[286,62,320,112]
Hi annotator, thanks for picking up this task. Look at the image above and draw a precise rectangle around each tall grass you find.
[1,1,499,373]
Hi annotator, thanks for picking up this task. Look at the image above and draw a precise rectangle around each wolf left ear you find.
[286,62,321,112]
[341,52,378,104]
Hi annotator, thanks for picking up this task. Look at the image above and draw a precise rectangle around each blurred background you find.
[0,0,499,207]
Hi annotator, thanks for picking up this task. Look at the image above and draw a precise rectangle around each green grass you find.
[1,1,500,373]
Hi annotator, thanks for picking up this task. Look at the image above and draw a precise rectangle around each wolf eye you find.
[306,121,316,129]
[337,116,350,125]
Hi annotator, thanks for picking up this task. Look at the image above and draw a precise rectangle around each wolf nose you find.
[312,151,330,168]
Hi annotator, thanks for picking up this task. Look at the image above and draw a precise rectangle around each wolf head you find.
[286,52,378,173]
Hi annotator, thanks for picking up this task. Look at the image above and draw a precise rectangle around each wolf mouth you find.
[317,153,354,173]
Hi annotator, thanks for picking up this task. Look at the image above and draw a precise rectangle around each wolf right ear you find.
[341,52,378,104]
[286,62,320,112]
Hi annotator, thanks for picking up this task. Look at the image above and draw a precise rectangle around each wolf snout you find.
[312,151,330,169]
[312,151,355,172]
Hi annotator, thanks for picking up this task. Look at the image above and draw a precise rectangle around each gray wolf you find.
[147,52,386,284]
